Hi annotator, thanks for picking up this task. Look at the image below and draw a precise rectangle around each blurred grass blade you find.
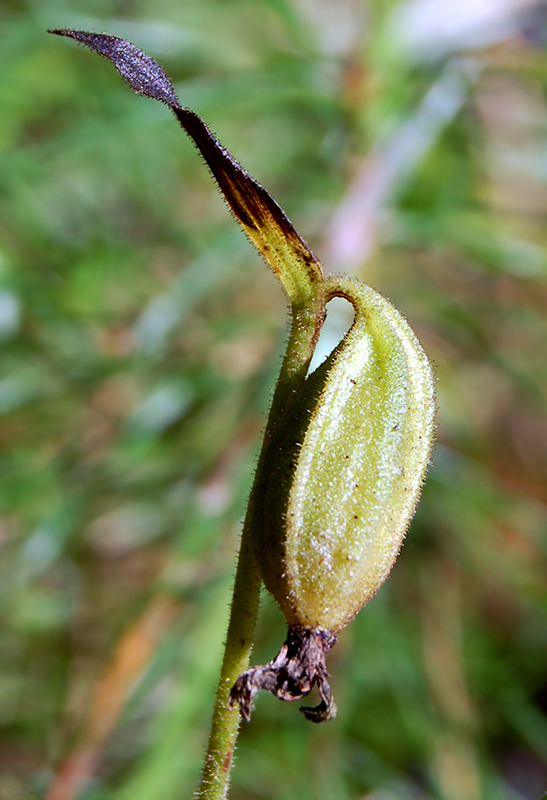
[48,28,324,308]
[45,595,178,800]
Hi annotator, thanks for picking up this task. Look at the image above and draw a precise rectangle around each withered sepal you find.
[228,626,337,723]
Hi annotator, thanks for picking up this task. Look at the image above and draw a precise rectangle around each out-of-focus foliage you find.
[1,1,546,799]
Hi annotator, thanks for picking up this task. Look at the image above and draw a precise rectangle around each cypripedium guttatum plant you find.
[50,29,436,800]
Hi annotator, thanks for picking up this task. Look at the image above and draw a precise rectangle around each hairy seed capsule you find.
[230,275,435,721]
[47,28,435,724]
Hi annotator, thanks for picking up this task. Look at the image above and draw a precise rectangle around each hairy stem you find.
[196,523,261,800]
[197,297,325,800]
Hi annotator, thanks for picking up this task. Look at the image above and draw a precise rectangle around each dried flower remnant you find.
[48,29,323,311]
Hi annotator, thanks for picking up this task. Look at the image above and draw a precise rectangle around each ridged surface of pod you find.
[250,275,435,633]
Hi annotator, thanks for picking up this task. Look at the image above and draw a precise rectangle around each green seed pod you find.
[48,27,435,725]
[230,274,435,721]
[257,275,435,630]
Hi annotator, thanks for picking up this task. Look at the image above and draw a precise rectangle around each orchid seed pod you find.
[230,274,435,721]
[49,28,436,725]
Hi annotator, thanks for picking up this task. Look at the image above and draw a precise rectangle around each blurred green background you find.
[1,1,547,799]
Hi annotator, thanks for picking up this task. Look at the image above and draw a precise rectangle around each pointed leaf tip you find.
[49,27,324,308]
[48,28,180,108]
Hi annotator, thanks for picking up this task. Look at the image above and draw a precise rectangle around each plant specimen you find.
[50,28,435,799]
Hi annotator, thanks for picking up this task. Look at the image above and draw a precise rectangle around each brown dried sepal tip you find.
[228,626,338,723]
[47,28,323,308]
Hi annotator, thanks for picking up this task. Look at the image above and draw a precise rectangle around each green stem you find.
[196,294,325,800]
[196,521,261,800]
